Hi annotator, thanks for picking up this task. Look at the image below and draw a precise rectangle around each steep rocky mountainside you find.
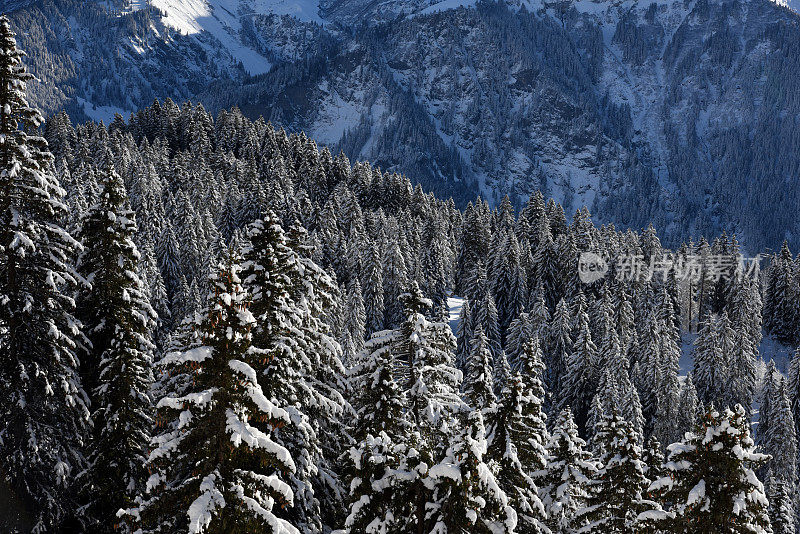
[11,0,800,250]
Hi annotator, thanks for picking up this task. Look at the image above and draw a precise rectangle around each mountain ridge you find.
[11,0,800,252]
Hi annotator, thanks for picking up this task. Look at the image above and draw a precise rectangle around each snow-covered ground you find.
[447,296,464,335]
[149,0,332,75]
[77,97,130,124]
[416,0,477,16]
[151,0,322,33]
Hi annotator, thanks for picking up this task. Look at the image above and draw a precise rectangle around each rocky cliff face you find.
[11,0,800,250]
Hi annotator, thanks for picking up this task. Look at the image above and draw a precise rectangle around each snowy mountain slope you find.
[10,0,800,251]
[152,0,323,33]
[150,0,276,75]
[771,0,800,12]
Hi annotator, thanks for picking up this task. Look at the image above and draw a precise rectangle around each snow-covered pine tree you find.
[729,276,762,363]
[361,280,462,444]
[693,237,714,328]
[547,298,572,407]
[358,282,463,532]
[474,290,503,362]
[651,286,682,446]
[641,435,664,485]
[349,342,409,444]
[786,346,800,440]
[0,17,90,533]
[633,295,661,431]
[725,326,758,412]
[427,408,517,534]
[505,311,531,370]
[762,253,779,335]
[399,281,463,436]
[568,289,588,335]
[587,393,611,450]
[382,232,408,328]
[361,242,385,335]
[757,361,778,452]
[692,314,728,408]
[765,242,797,345]
[598,328,639,432]
[485,339,549,533]
[455,201,491,300]
[593,291,617,375]
[279,221,350,531]
[492,232,527,338]
[340,278,366,366]
[532,222,562,312]
[762,378,797,487]
[420,214,452,312]
[339,339,418,533]
[560,306,596,433]
[494,350,513,395]
[621,381,645,439]
[515,337,551,455]
[464,326,497,410]
[122,256,298,534]
[527,285,550,343]
[642,405,770,533]
[612,283,635,354]
[540,408,595,534]
[76,150,157,532]
[240,215,324,534]
[676,373,699,435]
[579,410,656,533]
[455,298,474,370]
[766,476,795,534]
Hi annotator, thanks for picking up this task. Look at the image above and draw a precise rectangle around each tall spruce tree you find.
[122,257,298,534]
[360,281,462,533]
[580,410,656,533]
[0,17,90,533]
[455,298,474,371]
[464,326,497,410]
[677,374,700,435]
[786,346,800,442]
[693,315,728,408]
[766,476,795,534]
[560,308,596,433]
[761,378,797,487]
[540,408,595,534]
[242,216,348,534]
[757,361,778,452]
[547,298,572,408]
[485,338,550,534]
[505,311,532,370]
[361,242,385,335]
[76,152,157,532]
[340,278,366,367]
[642,405,771,533]
[641,435,665,486]
[340,342,417,533]
[427,409,517,534]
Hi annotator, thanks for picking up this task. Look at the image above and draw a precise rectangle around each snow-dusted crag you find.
[10,0,800,250]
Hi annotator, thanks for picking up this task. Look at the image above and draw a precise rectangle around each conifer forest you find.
[5,1,800,532]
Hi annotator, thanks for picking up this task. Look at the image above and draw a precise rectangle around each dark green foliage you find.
[77,152,156,532]
[124,258,298,534]
[0,17,89,533]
